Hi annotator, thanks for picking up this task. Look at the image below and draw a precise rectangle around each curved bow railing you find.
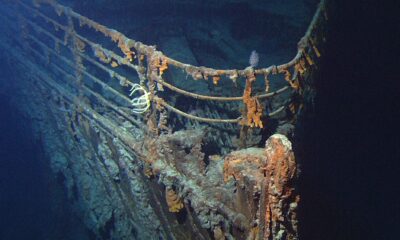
[6,0,327,130]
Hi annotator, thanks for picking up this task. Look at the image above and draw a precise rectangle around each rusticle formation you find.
[0,0,328,238]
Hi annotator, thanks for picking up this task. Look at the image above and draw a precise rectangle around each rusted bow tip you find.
[265,134,292,152]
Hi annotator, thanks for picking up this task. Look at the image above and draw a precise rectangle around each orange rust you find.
[93,47,111,64]
[263,135,298,239]
[313,45,321,57]
[216,70,226,75]
[117,39,135,62]
[222,146,266,220]
[80,20,134,62]
[110,61,118,68]
[305,54,314,65]
[241,77,263,128]
[223,152,264,183]
[151,56,168,76]
[159,57,168,76]
[295,62,305,75]
[290,79,300,91]
[282,69,291,81]
[223,158,243,183]
[139,54,145,62]
[281,69,300,91]
[165,188,184,213]
[212,76,221,85]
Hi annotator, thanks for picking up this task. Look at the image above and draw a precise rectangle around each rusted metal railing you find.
[8,0,327,128]
[0,0,328,238]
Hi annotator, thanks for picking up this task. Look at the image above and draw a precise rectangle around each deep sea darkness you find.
[299,1,398,239]
[0,0,398,240]
[0,76,90,239]
[0,94,52,239]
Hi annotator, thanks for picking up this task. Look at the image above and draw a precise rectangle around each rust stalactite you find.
[241,71,264,128]
[261,134,299,240]
[165,187,184,213]
[1,0,328,238]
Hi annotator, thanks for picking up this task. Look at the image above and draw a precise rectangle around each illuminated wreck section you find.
[0,0,327,239]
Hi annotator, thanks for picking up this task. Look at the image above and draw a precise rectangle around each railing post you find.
[260,134,299,240]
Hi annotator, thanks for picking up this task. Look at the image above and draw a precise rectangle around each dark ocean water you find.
[0,0,398,240]
[299,1,398,239]
[0,68,90,239]
[0,94,50,239]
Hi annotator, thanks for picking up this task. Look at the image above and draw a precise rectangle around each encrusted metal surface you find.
[0,0,327,238]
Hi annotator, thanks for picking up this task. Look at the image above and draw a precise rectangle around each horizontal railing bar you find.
[1,7,290,124]
[19,0,326,78]
[18,2,140,70]
[25,43,143,127]
[25,24,287,123]
[0,18,144,126]
[0,38,146,149]
[37,52,143,127]
[25,33,133,104]
[155,97,285,124]
[155,96,241,123]
[15,22,246,124]
[2,39,243,225]
[73,36,140,73]
[155,77,290,101]
[13,15,141,88]
[14,21,248,124]
[15,12,292,103]
[77,50,136,85]
[5,0,318,125]
[19,0,67,31]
